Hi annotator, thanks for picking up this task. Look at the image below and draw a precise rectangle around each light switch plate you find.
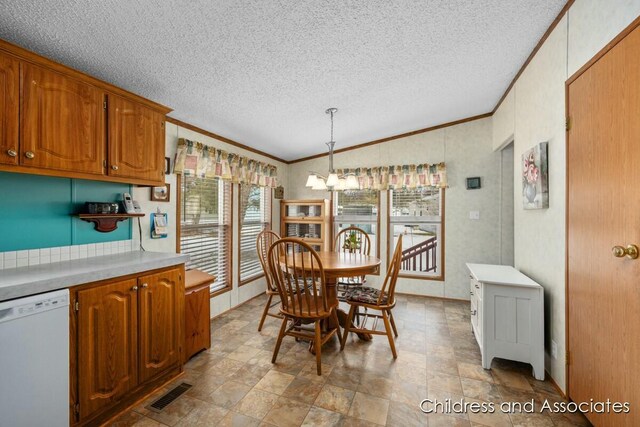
[469,211,480,220]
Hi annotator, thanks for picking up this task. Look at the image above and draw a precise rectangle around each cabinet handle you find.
[131,285,138,291]
[141,283,148,288]
[475,284,479,289]
[111,165,119,171]
[471,310,477,316]
[470,291,474,295]
[24,151,35,159]
[7,149,17,157]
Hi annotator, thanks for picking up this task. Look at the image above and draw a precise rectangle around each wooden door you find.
[138,267,184,382]
[567,24,640,427]
[77,279,138,421]
[107,93,165,183]
[0,52,19,165]
[21,63,106,174]
[184,284,211,362]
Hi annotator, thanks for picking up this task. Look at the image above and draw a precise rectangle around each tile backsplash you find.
[0,240,135,270]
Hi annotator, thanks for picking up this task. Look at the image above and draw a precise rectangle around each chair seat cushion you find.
[344,286,387,305]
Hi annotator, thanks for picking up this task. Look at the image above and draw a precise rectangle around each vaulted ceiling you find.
[0,1,566,160]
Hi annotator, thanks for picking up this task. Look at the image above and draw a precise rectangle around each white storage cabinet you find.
[466,263,544,380]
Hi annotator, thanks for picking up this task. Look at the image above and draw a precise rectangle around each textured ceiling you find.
[0,1,565,161]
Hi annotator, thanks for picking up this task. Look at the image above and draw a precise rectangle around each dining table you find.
[282,250,381,343]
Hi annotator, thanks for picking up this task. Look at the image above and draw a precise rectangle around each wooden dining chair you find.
[340,235,403,358]
[256,229,283,331]
[334,226,372,298]
[267,238,342,375]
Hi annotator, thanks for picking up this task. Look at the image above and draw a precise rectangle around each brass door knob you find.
[613,246,626,257]
[612,245,638,259]
[24,151,35,159]
[6,149,17,157]
[111,165,119,170]
[131,285,138,291]
[141,283,148,288]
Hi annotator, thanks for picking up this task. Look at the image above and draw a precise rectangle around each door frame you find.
[564,14,640,398]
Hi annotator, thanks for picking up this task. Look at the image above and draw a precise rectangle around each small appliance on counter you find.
[84,201,120,214]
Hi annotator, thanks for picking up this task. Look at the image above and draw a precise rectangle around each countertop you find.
[0,251,190,302]
[466,263,542,288]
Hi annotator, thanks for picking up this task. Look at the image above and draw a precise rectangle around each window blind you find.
[240,185,272,283]
[180,175,231,292]
[334,190,379,220]
[390,187,441,220]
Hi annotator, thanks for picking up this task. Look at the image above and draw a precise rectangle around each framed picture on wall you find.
[522,142,549,209]
[151,184,170,202]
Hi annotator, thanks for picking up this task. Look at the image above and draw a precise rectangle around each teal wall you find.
[0,172,132,251]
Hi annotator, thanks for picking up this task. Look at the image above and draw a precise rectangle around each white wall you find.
[500,143,514,266]
[288,117,506,300]
[492,0,640,392]
[133,121,289,317]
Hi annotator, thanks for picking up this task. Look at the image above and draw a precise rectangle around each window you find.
[389,188,444,279]
[333,190,379,256]
[239,185,272,284]
[179,175,232,293]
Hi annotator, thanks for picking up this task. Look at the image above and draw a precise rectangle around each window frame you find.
[176,174,233,297]
[332,190,381,266]
[387,188,445,281]
[238,184,273,286]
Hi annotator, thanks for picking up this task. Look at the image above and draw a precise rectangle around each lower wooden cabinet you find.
[184,284,211,362]
[138,268,182,382]
[70,265,185,426]
[77,278,139,420]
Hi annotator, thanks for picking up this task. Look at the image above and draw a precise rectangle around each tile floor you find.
[111,294,591,426]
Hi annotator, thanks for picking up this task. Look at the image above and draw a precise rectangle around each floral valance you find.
[174,138,278,188]
[335,163,447,190]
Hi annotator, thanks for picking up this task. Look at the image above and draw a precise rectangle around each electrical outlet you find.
[551,340,558,359]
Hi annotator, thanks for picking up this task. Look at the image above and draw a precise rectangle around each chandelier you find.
[305,108,359,191]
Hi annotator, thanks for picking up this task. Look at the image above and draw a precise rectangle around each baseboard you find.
[545,369,567,399]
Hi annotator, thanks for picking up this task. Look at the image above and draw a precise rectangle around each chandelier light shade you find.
[305,174,319,188]
[326,173,339,187]
[311,178,328,190]
[335,178,347,191]
[345,174,359,190]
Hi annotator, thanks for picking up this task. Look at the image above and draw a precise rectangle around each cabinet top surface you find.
[0,251,189,302]
[466,263,542,289]
[185,269,216,290]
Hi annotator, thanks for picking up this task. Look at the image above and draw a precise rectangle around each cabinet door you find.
[138,267,184,382]
[77,278,138,421]
[185,285,211,362]
[21,63,106,174]
[0,52,19,165]
[108,94,165,183]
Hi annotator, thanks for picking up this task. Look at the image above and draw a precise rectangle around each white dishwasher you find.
[0,289,69,427]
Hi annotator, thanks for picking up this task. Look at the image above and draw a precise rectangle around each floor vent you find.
[147,383,192,412]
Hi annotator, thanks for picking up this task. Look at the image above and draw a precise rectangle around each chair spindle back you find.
[267,238,329,318]
[334,226,371,256]
[257,229,281,293]
[378,235,403,306]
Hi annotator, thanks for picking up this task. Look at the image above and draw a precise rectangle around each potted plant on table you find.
[342,231,361,253]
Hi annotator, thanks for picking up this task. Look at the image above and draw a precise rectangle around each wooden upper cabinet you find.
[0,52,19,166]
[77,278,138,421]
[108,94,165,183]
[138,267,183,382]
[21,63,106,174]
